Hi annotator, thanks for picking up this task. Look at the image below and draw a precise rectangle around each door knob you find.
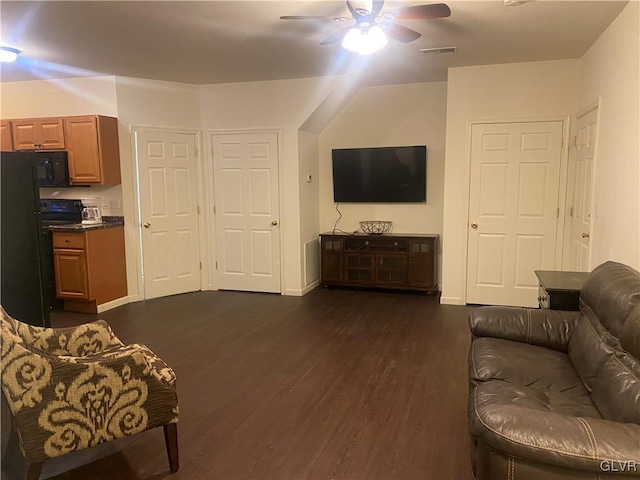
[143,222,151,229]
[271,220,278,226]
[471,223,478,229]
[582,232,590,238]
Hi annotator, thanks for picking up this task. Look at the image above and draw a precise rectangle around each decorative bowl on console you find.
[359,221,393,235]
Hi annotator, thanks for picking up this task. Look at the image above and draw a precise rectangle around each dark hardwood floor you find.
[2,288,474,480]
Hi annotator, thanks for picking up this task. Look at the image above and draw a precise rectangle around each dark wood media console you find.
[320,233,438,293]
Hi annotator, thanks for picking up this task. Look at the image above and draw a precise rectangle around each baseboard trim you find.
[97,295,138,313]
[302,280,319,295]
[283,280,320,297]
[440,296,464,305]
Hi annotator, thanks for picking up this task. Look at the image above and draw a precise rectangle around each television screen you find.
[332,146,427,203]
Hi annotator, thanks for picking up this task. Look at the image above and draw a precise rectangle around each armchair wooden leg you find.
[163,423,179,473]
[25,461,43,480]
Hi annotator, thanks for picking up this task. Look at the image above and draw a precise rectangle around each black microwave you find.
[34,151,71,187]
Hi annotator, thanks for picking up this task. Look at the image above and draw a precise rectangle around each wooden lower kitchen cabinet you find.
[53,226,127,313]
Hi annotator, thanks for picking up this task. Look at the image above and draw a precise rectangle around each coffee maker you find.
[81,198,102,225]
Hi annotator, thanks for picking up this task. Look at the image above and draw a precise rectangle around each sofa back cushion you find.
[580,261,640,338]
[619,306,640,361]
[568,317,617,390]
[591,350,640,424]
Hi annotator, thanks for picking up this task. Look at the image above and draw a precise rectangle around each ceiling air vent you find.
[419,46,457,54]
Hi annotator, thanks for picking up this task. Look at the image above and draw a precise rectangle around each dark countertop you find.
[534,270,590,292]
[46,216,124,232]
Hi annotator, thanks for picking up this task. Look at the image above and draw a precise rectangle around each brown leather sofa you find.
[468,261,640,479]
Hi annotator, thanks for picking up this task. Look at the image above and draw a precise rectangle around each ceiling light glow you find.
[0,46,20,63]
[342,25,388,55]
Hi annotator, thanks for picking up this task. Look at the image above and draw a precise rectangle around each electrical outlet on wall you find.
[101,200,109,209]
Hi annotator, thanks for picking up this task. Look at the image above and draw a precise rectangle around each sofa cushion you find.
[580,261,640,338]
[591,351,640,424]
[470,337,588,396]
[470,381,640,474]
[470,381,601,421]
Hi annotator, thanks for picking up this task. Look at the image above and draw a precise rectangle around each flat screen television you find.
[332,146,427,203]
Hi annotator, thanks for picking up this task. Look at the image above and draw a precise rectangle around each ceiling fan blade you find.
[371,0,386,16]
[385,24,422,43]
[345,0,357,17]
[395,3,451,20]
[280,15,343,20]
[321,26,353,45]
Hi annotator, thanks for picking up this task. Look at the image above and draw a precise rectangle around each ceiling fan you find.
[280,1,451,54]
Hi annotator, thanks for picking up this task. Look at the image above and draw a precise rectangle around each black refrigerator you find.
[1,151,50,327]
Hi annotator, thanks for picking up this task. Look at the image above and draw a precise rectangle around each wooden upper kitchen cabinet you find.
[53,226,127,314]
[64,115,121,185]
[1,120,13,151]
[11,117,65,150]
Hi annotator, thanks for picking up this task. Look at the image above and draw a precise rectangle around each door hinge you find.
[195,147,198,157]
[574,135,578,147]
[570,206,574,217]
[560,137,564,148]
[215,261,218,270]
[199,261,202,270]
[213,205,216,214]
[557,208,560,218]
[197,205,200,214]
[211,148,215,158]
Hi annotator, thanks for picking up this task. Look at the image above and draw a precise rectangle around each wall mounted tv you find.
[332,146,427,203]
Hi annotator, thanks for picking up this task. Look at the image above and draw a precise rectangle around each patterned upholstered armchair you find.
[0,307,179,480]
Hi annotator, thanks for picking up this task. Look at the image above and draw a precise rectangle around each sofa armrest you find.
[469,306,582,352]
[472,389,640,475]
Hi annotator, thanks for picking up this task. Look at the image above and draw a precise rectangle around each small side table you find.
[534,270,590,311]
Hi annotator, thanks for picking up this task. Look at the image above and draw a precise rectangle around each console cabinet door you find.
[407,239,436,290]
[375,254,407,286]
[321,238,343,283]
[54,249,89,299]
[345,253,375,284]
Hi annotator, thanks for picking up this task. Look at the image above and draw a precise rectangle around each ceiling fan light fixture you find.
[341,25,388,55]
[0,46,20,63]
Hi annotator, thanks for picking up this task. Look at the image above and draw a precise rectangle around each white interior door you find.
[137,130,201,299]
[213,132,281,293]
[568,108,598,271]
[467,122,563,307]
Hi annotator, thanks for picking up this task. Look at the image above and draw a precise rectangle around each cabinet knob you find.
[582,232,590,238]
[143,222,151,229]
[471,223,478,229]
[271,220,279,226]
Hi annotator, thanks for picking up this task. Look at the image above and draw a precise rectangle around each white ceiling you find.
[0,1,628,86]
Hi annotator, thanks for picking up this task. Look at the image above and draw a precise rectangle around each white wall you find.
[578,1,640,270]
[298,130,320,290]
[199,76,341,295]
[319,81,448,285]
[441,60,580,304]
